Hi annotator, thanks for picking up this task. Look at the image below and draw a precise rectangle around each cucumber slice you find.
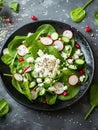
[64,45,72,56]
[51,32,59,40]
[61,36,70,43]
[68,65,77,70]
[75,59,85,65]
[39,87,46,96]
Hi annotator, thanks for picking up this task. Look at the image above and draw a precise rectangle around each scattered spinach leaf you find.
[70,0,94,22]
[36,24,56,35]
[0,0,4,11]
[0,99,9,117]
[8,1,19,13]
[84,84,98,120]
[94,11,98,26]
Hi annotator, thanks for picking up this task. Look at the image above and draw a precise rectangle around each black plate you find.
[0,20,94,111]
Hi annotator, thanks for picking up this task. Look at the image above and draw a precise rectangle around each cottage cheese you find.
[33,53,60,78]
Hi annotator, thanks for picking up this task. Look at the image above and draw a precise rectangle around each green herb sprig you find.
[84,84,98,120]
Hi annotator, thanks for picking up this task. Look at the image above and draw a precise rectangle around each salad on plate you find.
[1,24,88,105]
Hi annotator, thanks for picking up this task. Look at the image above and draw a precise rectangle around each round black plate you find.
[0,20,94,111]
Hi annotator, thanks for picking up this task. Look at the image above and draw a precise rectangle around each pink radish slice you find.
[40,37,53,45]
[3,48,9,55]
[53,40,64,51]
[68,74,79,86]
[63,30,73,39]
[17,45,28,56]
[14,73,23,81]
[24,66,31,73]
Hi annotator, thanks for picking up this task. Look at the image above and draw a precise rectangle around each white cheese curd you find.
[67,59,73,64]
[63,85,68,90]
[37,49,44,57]
[26,57,34,63]
[61,52,68,59]
[79,75,85,82]
[48,86,56,91]
[73,53,79,59]
[65,46,70,51]
[75,49,81,55]
[34,54,60,78]
[38,83,44,87]
[19,69,23,73]
[36,78,42,83]
[27,32,32,37]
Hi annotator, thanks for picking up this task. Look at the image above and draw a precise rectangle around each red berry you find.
[31,15,37,20]
[75,42,80,49]
[19,57,24,62]
[62,91,68,96]
[46,35,51,38]
[79,70,85,75]
[85,26,91,32]
[68,56,72,59]
[5,18,11,23]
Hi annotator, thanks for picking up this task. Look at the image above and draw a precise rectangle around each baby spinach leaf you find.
[0,99,9,117]
[22,81,32,100]
[1,54,13,65]
[70,0,94,22]
[46,93,57,105]
[8,36,26,56]
[0,0,4,11]
[94,11,98,26]
[36,24,56,35]
[8,1,19,13]
[58,85,80,101]
[84,84,98,120]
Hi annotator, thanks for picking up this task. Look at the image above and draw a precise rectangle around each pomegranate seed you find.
[79,70,85,75]
[31,15,37,20]
[46,35,51,38]
[75,42,80,49]
[62,91,68,96]
[5,18,11,23]
[68,56,72,59]
[85,26,91,32]
[19,57,24,62]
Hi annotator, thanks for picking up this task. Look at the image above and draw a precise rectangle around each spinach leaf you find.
[8,1,19,13]
[94,11,98,26]
[1,54,13,65]
[70,0,94,22]
[58,85,80,101]
[8,36,26,56]
[84,84,98,120]
[12,78,32,100]
[12,78,24,94]
[36,24,56,35]
[46,93,57,105]
[46,46,64,61]
[0,99,9,117]
[22,81,32,100]
[29,40,46,59]
[58,69,80,101]
[0,0,4,11]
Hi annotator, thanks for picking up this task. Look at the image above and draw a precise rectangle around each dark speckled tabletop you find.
[0,0,98,130]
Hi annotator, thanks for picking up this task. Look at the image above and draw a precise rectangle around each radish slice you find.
[24,66,31,73]
[40,37,53,46]
[17,45,28,56]
[3,48,9,55]
[63,30,73,39]
[54,82,66,94]
[53,40,64,51]
[14,73,23,81]
[68,74,79,86]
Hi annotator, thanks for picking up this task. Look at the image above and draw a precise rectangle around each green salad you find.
[1,24,88,105]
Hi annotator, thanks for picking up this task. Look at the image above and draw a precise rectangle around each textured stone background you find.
[0,0,98,130]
